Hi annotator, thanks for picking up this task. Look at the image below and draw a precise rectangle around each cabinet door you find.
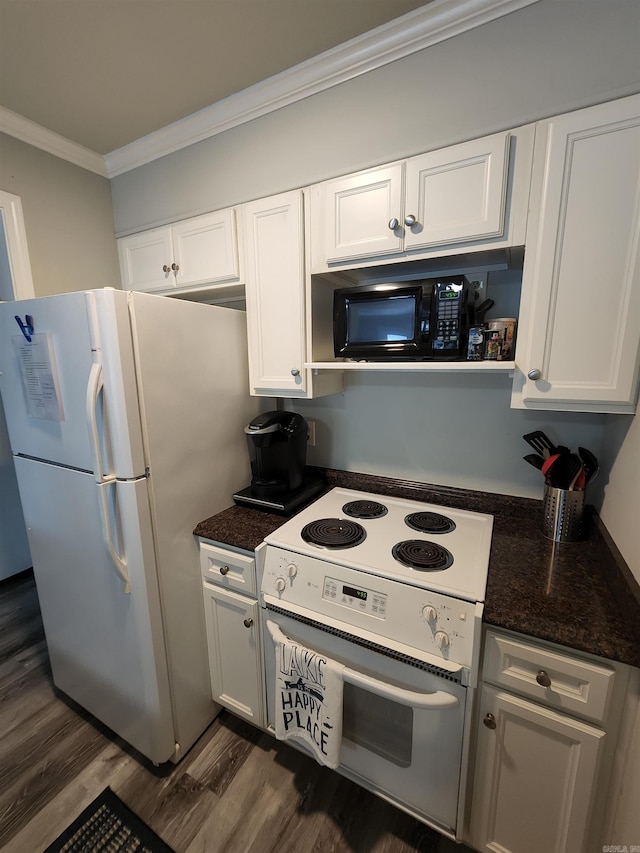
[243,190,307,394]
[172,208,240,287]
[323,164,404,262]
[202,583,263,727]
[118,227,174,292]
[469,685,604,853]
[514,94,640,412]
[404,132,510,250]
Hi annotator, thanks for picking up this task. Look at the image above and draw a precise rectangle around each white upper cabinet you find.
[320,164,404,262]
[404,134,510,249]
[118,208,241,295]
[313,128,532,271]
[243,190,343,398]
[513,94,640,413]
[243,190,308,395]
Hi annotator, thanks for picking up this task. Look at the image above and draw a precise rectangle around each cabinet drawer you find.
[483,630,615,724]
[199,542,256,595]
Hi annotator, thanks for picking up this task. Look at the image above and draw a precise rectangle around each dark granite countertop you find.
[193,468,640,669]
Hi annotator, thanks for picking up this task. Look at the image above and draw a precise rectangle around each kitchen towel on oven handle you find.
[266,620,345,770]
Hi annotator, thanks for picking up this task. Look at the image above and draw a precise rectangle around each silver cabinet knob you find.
[171,262,180,271]
[528,368,542,381]
[243,618,254,628]
[219,565,230,576]
[388,218,399,231]
[484,713,497,730]
[291,368,300,376]
[404,214,417,227]
[536,670,552,688]
[162,265,171,273]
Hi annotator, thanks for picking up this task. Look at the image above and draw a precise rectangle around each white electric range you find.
[259,487,494,837]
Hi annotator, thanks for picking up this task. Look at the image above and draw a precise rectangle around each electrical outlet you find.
[307,419,316,447]
[468,273,488,303]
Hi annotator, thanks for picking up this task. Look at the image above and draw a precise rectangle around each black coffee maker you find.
[233,411,324,514]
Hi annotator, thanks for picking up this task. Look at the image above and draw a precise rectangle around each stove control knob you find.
[275,577,286,593]
[422,605,438,624]
[434,631,450,650]
[287,563,298,579]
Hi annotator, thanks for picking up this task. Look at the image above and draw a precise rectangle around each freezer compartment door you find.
[0,291,145,478]
[0,292,99,471]
[15,455,176,764]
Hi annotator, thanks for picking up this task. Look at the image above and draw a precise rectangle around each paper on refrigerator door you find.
[11,333,64,421]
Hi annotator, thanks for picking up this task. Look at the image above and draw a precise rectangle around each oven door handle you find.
[344,668,459,710]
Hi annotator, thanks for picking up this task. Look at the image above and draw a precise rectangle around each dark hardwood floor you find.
[0,570,471,853]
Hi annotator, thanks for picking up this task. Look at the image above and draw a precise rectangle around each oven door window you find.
[343,682,412,767]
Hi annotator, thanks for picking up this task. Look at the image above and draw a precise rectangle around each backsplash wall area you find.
[287,372,606,499]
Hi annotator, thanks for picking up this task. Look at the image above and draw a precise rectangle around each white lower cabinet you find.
[468,629,629,853]
[470,685,603,853]
[200,542,264,728]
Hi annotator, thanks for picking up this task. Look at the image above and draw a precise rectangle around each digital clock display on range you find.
[343,584,367,601]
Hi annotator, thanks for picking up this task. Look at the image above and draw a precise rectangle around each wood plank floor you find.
[0,571,473,853]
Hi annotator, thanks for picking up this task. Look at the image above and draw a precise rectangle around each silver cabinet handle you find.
[219,565,230,576]
[404,214,417,227]
[528,368,542,381]
[243,618,254,628]
[536,670,552,688]
[291,368,300,376]
[171,262,180,271]
[484,713,497,730]
[388,218,399,231]
[162,265,171,273]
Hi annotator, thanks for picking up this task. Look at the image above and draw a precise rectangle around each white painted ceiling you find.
[0,0,429,155]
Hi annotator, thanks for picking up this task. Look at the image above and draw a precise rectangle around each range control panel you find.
[323,576,388,619]
[262,545,482,671]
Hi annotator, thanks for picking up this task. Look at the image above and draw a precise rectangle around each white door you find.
[172,209,240,286]
[263,610,467,834]
[404,132,510,249]
[0,292,101,471]
[469,685,604,853]
[202,583,263,726]
[118,227,174,292]
[323,164,404,262]
[243,190,307,394]
[15,455,175,764]
[514,94,640,412]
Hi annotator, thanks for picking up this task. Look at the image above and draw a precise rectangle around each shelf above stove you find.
[307,360,516,373]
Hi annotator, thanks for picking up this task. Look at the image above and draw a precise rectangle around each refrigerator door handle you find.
[96,480,131,593]
[86,361,109,482]
[88,362,130,592]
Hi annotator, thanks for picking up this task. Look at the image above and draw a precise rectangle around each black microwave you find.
[333,276,473,360]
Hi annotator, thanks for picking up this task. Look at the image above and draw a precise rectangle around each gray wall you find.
[111,0,640,234]
[0,134,120,297]
[109,0,640,577]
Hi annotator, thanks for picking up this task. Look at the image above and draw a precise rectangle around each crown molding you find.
[0,107,108,177]
[106,0,541,177]
[1,0,540,179]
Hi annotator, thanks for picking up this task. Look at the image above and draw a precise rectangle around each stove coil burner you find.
[342,499,388,519]
[301,518,367,549]
[392,540,454,571]
[405,511,456,535]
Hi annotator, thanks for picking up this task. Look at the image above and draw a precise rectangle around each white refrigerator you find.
[0,288,260,763]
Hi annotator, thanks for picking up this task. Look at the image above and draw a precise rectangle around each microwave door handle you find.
[344,668,459,710]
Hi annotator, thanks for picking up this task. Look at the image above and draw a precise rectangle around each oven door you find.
[262,605,467,836]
